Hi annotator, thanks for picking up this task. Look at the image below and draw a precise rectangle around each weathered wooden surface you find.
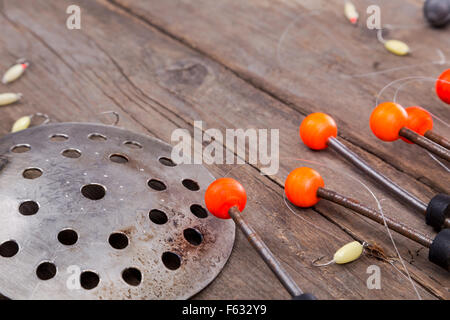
[0,0,448,299]
[112,0,450,191]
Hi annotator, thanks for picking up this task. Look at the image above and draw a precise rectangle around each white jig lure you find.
[2,61,29,84]
[0,93,22,106]
[313,241,364,266]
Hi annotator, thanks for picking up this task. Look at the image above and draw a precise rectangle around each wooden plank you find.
[0,0,446,299]
[99,0,449,297]
[112,0,450,193]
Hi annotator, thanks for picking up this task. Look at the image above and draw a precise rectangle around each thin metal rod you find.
[424,130,450,150]
[317,188,433,248]
[228,206,303,297]
[327,137,428,213]
[399,128,450,161]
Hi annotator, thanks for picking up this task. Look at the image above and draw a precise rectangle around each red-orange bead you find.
[436,69,450,104]
[205,178,247,219]
[285,167,324,208]
[300,113,338,150]
[370,102,408,141]
[401,106,433,144]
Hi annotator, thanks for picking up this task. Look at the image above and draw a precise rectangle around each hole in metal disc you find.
[182,179,200,191]
[0,240,19,258]
[11,144,30,153]
[50,134,68,142]
[81,184,106,200]
[159,157,176,167]
[36,262,57,280]
[109,233,129,250]
[148,179,166,191]
[58,229,78,246]
[62,148,81,159]
[19,200,39,216]
[149,209,168,225]
[122,268,142,286]
[23,168,43,179]
[190,204,208,219]
[123,141,142,149]
[183,228,203,246]
[109,154,129,164]
[162,252,181,271]
[80,271,100,290]
[88,133,107,141]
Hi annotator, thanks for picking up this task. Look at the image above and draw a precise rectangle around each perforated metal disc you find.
[0,123,235,300]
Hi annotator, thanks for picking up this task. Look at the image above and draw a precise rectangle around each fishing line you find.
[375,75,450,107]
[427,152,450,172]
[283,193,344,243]
[277,4,448,80]
[377,29,386,44]
[392,78,450,128]
[356,170,422,299]
[223,164,245,178]
[383,23,429,30]
[393,78,450,170]
[276,10,322,72]
[345,49,448,78]
[99,110,120,126]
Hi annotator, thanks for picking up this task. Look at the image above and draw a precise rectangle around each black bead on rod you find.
[424,0,450,28]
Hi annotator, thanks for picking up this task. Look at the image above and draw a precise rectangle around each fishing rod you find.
[404,106,449,150]
[205,177,317,300]
[370,102,449,161]
[285,167,450,271]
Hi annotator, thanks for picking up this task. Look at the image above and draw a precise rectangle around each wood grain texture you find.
[112,0,450,192]
[0,0,447,299]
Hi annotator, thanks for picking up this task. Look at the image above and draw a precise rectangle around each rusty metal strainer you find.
[0,122,235,299]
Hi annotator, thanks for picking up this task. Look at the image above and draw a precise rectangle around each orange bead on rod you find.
[299,113,337,150]
[370,102,407,142]
[285,167,324,207]
[436,69,450,104]
[370,103,450,161]
[205,178,247,219]
[405,106,449,149]
[299,112,450,230]
[204,178,316,299]
[405,106,433,136]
